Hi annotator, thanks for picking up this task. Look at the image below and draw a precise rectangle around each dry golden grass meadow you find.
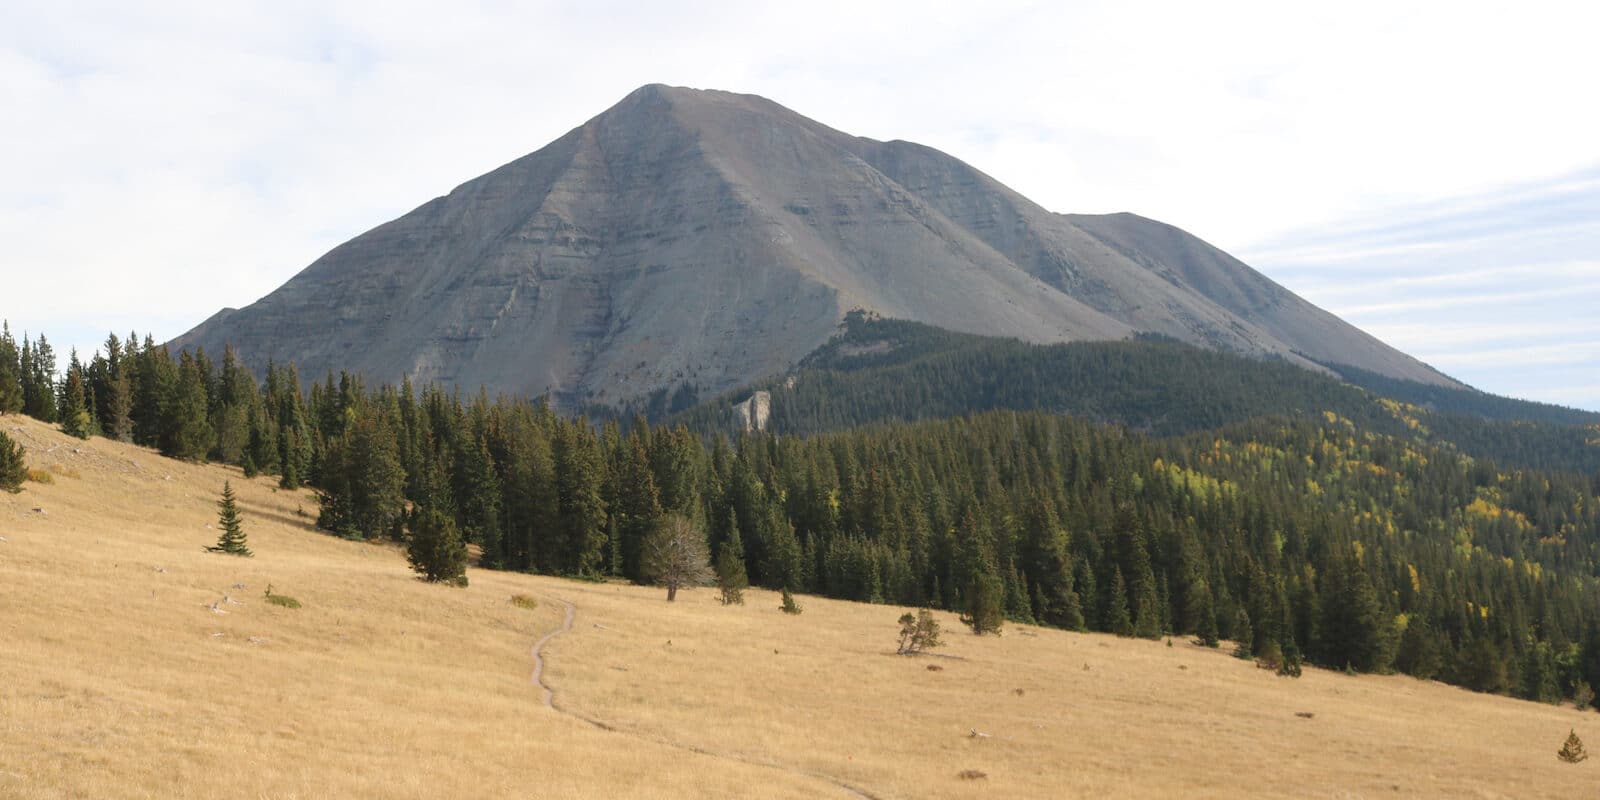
[2,413,1597,799]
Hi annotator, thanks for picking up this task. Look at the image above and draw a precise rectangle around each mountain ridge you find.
[172,83,1459,405]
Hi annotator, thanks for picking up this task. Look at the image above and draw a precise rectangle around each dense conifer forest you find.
[2,319,1597,707]
[673,315,1600,475]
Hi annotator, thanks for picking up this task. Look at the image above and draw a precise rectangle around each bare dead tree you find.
[642,513,713,601]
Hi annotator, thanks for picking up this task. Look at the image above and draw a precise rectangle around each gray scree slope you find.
[172,84,1459,405]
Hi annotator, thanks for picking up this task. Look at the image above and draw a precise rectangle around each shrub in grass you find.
[26,467,52,485]
[510,594,539,610]
[264,584,302,609]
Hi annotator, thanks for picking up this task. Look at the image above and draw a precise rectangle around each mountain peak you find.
[170,87,1458,406]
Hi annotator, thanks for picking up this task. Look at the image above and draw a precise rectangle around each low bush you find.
[264,584,302,609]
[510,594,539,610]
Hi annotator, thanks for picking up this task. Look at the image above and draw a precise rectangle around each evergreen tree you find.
[715,515,749,605]
[460,434,504,567]
[554,420,609,576]
[1106,567,1134,636]
[780,587,803,615]
[0,429,26,493]
[407,506,468,585]
[211,481,251,556]
[316,410,406,539]
[57,350,93,439]
[1232,607,1254,659]
[0,322,22,415]
[161,351,213,460]
[1557,729,1587,763]
[22,334,57,423]
[1193,581,1220,647]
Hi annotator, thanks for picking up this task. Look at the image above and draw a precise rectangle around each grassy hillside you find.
[2,413,1597,798]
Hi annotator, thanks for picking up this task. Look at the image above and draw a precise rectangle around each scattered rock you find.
[1178,664,1188,670]
[1296,712,1315,719]
[926,664,943,672]
[232,582,246,590]
[969,729,991,739]
[1012,688,1025,696]
[247,636,268,646]
[31,507,45,516]
[152,566,166,573]
[957,769,988,780]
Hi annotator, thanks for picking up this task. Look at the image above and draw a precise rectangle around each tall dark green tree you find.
[161,351,213,460]
[57,349,94,439]
[211,481,251,556]
[715,509,750,605]
[0,322,22,415]
[0,429,26,492]
[408,505,468,585]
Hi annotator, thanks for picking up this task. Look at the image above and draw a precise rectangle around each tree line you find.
[1,320,1597,707]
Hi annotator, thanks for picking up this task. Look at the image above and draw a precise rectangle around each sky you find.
[2,0,1596,410]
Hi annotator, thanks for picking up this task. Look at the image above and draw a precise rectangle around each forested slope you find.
[4,320,1598,707]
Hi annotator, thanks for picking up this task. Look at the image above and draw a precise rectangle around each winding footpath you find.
[529,595,880,800]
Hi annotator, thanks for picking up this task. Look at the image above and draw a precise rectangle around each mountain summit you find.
[172,84,1456,404]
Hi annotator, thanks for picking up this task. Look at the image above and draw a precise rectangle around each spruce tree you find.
[1557,729,1587,763]
[1194,582,1221,647]
[57,352,93,439]
[0,322,22,415]
[0,429,26,493]
[715,516,749,605]
[1232,607,1254,659]
[407,506,468,585]
[1107,567,1134,636]
[780,587,803,614]
[212,481,251,556]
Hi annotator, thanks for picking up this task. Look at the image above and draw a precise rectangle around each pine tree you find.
[1232,607,1254,659]
[1107,567,1134,636]
[407,506,468,585]
[57,351,93,439]
[715,516,749,605]
[211,481,251,556]
[0,429,27,493]
[1557,729,1587,763]
[1194,581,1221,647]
[780,587,803,615]
[0,322,22,415]
[161,351,213,460]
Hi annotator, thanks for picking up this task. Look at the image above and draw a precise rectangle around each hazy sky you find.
[3,1,1596,409]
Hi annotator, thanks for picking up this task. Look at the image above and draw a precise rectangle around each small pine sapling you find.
[211,481,252,556]
[1557,729,1587,763]
[780,588,803,615]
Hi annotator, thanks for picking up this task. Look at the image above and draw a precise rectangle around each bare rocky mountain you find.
[172,84,1459,406]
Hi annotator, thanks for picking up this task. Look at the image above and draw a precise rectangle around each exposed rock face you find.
[172,84,1459,405]
[732,390,771,433]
